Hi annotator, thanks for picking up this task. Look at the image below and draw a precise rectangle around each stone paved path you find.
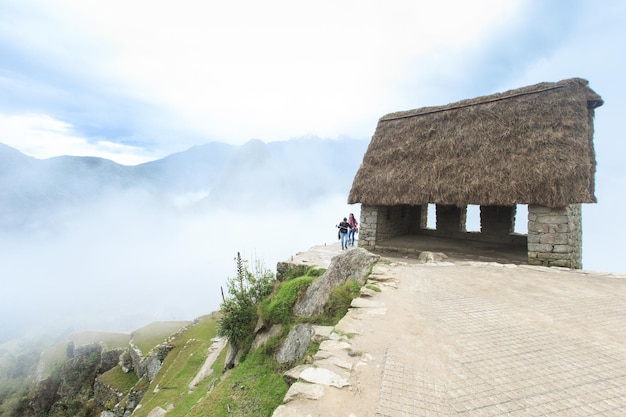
[273,243,626,417]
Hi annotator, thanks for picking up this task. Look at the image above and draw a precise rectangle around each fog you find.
[1,139,623,345]
[0,191,358,343]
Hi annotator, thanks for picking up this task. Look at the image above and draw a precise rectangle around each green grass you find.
[321,280,362,325]
[280,265,325,281]
[188,349,288,417]
[97,365,138,394]
[127,267,363,417]
[132,321,191,355]
[259,275,313,325]
[366,284,382,292]
[131,316,222,417]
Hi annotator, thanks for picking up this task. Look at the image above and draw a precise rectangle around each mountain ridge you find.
[0,137,368,230]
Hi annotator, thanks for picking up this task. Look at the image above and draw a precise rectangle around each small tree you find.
[218,253,275,353]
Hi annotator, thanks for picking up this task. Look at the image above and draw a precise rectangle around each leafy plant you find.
[218,253,275,352]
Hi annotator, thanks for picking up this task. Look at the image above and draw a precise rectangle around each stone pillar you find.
[436,205,465,237]
[480,205,515,241]
[527,204,582,269]
[358,205,378,248]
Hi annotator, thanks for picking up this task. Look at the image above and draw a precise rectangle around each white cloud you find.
[3,0,522,148]
[0,113,158,164]
[0,192,359,337]
[1,0,625,279]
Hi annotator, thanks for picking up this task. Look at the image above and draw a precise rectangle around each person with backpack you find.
[347,213,358,246]
[336,217,351,250]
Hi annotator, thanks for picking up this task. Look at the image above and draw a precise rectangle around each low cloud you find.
[0,113,159,165]
[0,191,358,342]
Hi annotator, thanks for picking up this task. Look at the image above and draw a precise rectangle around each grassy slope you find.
[188,349,288,417]
[98,365,139,395]
[128,266,363,417]
[131,314,224,417]
[131,321,191,355]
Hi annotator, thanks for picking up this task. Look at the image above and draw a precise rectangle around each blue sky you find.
[0,0,625,271]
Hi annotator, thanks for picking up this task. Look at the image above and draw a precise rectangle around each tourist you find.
[337,217,350,250]
[348,213,358,246]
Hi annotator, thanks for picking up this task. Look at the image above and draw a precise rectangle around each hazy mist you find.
[0,138,367,343]
[0,189,357,342]
[1,134,623,346]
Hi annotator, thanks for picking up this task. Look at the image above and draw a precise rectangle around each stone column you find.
[527,204,582,269]
[480,205,516,242]
[436,205,465,237]
[358,205,378,248]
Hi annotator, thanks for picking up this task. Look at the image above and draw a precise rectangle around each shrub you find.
[218,253,275,351]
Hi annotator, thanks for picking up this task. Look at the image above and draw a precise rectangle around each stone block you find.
[528,243,553,253]
[548,259,574,268]
[535,215,569,224]
[552,245,573,254]
[536,252,562,260]
[528,222,549,233]
[529,205,555,214]
[552,233,569,245]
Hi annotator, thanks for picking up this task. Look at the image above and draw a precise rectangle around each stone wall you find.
[93,379,121,410]
[435,205,465,236]
[528,204,582,269]
[357,205,377,248]
[358,204,422,248]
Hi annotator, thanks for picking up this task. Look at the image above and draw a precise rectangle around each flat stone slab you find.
[283,364,312,385]
[299,367,350,388]
[319,340,351,351]
[315,356,353,371]
[283,381,325,403]
[312,325,334,343]
[350,298,385,308]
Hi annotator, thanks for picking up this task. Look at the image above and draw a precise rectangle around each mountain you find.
[132,142,236,192]
[0,137,368,230]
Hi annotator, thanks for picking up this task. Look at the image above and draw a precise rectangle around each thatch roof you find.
[348,78,603,208]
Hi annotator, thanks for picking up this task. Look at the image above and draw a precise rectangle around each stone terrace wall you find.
[528,204,582,269]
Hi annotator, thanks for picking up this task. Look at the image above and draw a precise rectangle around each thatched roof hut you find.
[348,78,603,209]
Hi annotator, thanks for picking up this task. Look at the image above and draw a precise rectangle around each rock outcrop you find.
[292,248,379,316]
[275,324,315,364]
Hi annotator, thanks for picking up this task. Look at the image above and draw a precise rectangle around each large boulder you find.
[275,324,315,364]
[292,248,379,317]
